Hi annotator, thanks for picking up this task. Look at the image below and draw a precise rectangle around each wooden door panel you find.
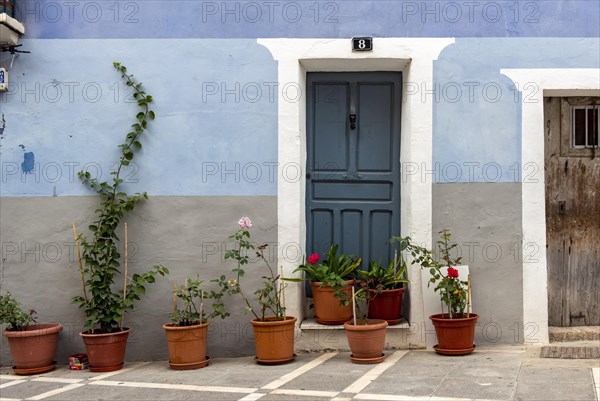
[545,97,600,327]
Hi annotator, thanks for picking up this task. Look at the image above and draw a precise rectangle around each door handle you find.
[349,114,357,130]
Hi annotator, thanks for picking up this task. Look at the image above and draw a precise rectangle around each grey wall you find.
[0,196,277,364]
[433,183,524,345]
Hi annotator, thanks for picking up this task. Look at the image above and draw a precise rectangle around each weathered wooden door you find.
[545,97,600,327]
[306,72,402,266]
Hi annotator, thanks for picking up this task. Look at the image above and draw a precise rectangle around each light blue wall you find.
[0,39,278,196]
[18,0,600,39]
[2,2,599,194]
[433,38,600,183]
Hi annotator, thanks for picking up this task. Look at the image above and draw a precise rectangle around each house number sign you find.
[352,37,373,52]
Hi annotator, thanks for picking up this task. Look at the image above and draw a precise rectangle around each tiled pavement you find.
[1,348,599,401]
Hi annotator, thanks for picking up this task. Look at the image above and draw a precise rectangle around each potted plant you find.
[218,217,296,365]
[294,245,362,325]
[361,237,437,324]
[424,229,478,355]
[163,276,228,370]
[343,284,388,364]
[71,63,169,372]
[0,292,63,375]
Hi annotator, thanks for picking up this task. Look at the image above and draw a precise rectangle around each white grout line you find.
[270,388,339,398]
[237,394,267,401]
[593,367,600,401]
[31,378,84,384]
[261,352,338,390]
[0,398,23,401]
[0,380,27,389]
[343,351,408,394]
[0,375,25,381]
[87,361,151,381]
[25,383,86,400]
[90,380,257,394]
[355,394,502,401]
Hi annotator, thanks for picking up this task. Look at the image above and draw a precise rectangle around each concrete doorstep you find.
[0,347,598,401]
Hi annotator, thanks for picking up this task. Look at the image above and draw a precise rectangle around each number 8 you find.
[358,39,366,49]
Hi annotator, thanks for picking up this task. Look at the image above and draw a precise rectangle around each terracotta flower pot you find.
[344,319,388,364]
[430,313,479,355]
[80,328,131,372]
[3,323,63,375]
[368,288,405,325]
[311,280,354,325]
[163,322,209,370]
[251,316,296,365]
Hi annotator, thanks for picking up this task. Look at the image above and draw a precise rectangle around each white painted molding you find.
[500,68,600,344]
[258,38,454,347]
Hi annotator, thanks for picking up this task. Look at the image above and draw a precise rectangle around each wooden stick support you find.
[200,290,204,323]
[172,281,177,313]
[280,266,286,319]
[467,274,471,318]
[72,223,88,304]
[120,223,128,330]
[352,286,357,326]
[394,249,398,275]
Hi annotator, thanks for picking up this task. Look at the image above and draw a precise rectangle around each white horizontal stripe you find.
[88,362,151,381]
[25,383,85,400]
[31,378,84,384]
[90,380,256,394]
[0,375,24,381]
[237,393,266,401]
[355,394,502,401]
[0,397,23,401]
[262,352,338,390]
[270,388,339,398]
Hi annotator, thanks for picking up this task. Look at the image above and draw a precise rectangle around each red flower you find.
[307,253,320,265]
[447,267,459,278]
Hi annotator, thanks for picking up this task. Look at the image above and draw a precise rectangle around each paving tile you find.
[518,366,595,383]
[363,375,441,397]
[434,377,516,400]
[45,384,128,400]
[280,353,374,392]
[260,393,334,401]
[0,380,74,399]
[447,364,521,380]
[514,381,597,401]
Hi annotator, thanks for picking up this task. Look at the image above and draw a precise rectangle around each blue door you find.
[306,72,402,267]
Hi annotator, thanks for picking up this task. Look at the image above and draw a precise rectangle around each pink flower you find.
[307,253,320,265]
[238,217,252,229]
[447,267,459,279]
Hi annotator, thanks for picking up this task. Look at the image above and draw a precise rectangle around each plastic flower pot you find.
[163,322,210,370]
[251,316,296,365]
[3,323,63,375]
[430,313,479,355]
[311,280,354,325]
[80,328,131,372]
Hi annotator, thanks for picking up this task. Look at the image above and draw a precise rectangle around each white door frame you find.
[258,38,454,340]
[501,68,600,343]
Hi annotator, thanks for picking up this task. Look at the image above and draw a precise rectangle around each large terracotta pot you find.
[311,280,354,325]
[3,323,63,375]
[251,316,296,365]
[80,328,131,372]
[344,319,388,364]
[163,322,209,370]
[430,313,479,355]
[368,288,405,325]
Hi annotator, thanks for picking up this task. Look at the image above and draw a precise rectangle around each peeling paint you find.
[21,152,35,174]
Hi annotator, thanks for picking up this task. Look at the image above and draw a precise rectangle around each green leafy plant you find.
[72,63,168,334]
[357,259,408,292]
[217,217,288,321]
[415,229,468,319]
[0,292,37,331]
[293,245,362,305]
[169,276,229,326]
